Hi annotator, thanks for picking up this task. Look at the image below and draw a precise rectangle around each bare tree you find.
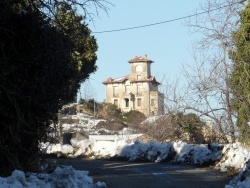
[160,74,189,114]
[181,0,245,143]
[161,0,245,143]
[79,79,96,101]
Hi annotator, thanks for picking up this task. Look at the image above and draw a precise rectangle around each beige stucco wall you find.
[105,81,164,117]
[104,58,164,117]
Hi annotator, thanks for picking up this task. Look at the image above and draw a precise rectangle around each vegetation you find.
[230,1,250,144]
[123,110,146,126]
[98,103,123,122]
[0,0,101,176]
[175,113,205,143]
[79,98,99,113]
[162,0,246,143]
[142,113,205,143]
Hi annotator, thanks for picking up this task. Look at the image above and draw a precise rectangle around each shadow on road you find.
[52,158,231,188]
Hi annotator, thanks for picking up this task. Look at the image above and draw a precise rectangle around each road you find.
[52,158,231,188]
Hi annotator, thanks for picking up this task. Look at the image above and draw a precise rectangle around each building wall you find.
[130,62,151,80]
[104,56,164,117]
[105,80,164,116]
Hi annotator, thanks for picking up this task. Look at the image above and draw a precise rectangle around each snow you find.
[215,143,250,172]
[40,139,250,188]
[3,139,250,188]
[140,115,162,124]
[2,111,250,187]
[60,112,107,133]
[0,166,106,188]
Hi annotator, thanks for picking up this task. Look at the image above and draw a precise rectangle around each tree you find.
[230,1,250,144]
[186,0,247,143]
[141,112,204,143]
[98,103,123,122]
[54,2,98,81]
[176,113,205,143]
[0,0,103,176]
[162,0,245,143]
[123,110,146,126]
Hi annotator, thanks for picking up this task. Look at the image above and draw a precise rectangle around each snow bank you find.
[41,139,129,159]
[216,143,250,188]
[119,140,173,162]
[4,139,250,188]
[173,141,222,165]
[90,140,128,158]
[71,139,91,157]
[216,143,250,172]
[40,142,75,157]
[225,159,250,188]
[41,139,250,188]
[117,140,223,165]
[0,166,106,188]
[42,139,224,165]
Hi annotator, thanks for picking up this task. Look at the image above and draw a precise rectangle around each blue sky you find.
[78,0,204,102]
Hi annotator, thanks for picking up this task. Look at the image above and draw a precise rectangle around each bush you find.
[98,103,123,122]
[141,113,205,144]
[123,110,146,126]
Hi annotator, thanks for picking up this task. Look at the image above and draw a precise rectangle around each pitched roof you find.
[103,75,160,85]
[102,75,129,85]
[128,55,153,63]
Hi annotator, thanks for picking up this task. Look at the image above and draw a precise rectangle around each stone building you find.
[103,55,164,117]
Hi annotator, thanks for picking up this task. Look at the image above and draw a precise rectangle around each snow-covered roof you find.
[103,75,129,85]
[103,75,160,85]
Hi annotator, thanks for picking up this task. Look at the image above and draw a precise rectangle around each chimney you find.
[145,54,148,59]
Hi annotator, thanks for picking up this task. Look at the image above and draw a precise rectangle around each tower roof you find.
[128,55,153,63]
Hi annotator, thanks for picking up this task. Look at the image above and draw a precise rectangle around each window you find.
[125,85,130,93]
[137,75,141,80]
[113,86,118,97]
[114,99,118,106]
[137,98,141,107]
[151,99,155,106]
[137,85,142,95]
[124,98,129,107]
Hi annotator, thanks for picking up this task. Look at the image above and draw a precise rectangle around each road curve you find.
[52,158,231,188]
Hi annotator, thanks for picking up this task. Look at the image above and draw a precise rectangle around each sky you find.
[78,0,205,103]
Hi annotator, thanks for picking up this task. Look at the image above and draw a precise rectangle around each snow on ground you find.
[41,138,250,188]
[216,143,250,172]
[0,165,106,188]
[217,143,250,188]
[2,111,250,187]
[140,115,163,124]
[41,139,223,165]
[61,112,107,133]
[2,138,250,187]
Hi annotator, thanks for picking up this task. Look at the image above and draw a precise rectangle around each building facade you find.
[103,55,164,117]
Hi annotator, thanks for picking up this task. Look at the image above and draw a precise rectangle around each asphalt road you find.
[52,158,231,188]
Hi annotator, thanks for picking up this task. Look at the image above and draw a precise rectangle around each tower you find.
[128,54,153,81]
[103,55,164,116]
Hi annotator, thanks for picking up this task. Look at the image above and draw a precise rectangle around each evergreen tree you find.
[230,1,250,144]
[176,113,204,143]
[54,2,98,83]
[123,110,146,126]
[0,0,98,176]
